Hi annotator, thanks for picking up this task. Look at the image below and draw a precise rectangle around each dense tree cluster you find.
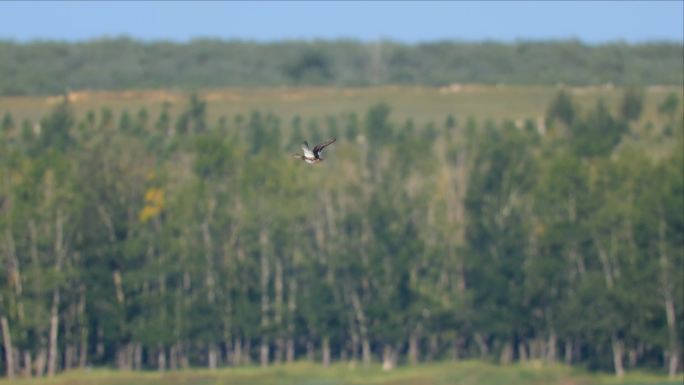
[0,90,682,379]
[0,39,682,95]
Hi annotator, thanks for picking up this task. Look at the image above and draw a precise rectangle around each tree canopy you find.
[0,39,682,95]
[0,89,682,379]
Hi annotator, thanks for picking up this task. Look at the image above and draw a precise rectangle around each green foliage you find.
[445,113,457,129]
[1,112,14,132]
[155,102,172,133]
[39,97,74,152]
[118,110,131,132]
[620,87,645,122]
[286,47,334,85]
[344,113,359,141]
[570,100,627,158]
[658,92,680,119]
[193,132,236,179]
[547,90,577,126]
[0,39,682,95]
[176,93,207,134]
[364,102,393,146]
[0,90,681,378]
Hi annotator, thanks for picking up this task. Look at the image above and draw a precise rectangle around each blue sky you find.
[1,1,682,44]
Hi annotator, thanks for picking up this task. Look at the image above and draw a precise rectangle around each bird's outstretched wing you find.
[313,138,336,158]
[302,141,315,158]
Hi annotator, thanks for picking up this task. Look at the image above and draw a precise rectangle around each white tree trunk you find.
[500,341,513,364]
[48,211,66,377]
[518,341,528,363]
[79,331,88,369]
[546,331,557,362]
[34,349,47,377]
[202,199,216,303]
[64,343,75,370]
[667,352,679,379]
[408,330,419,365]
[350,290,371,366]
[202,202,219,371]
[593,233,614,290]
[96,327,104,359]
[287,276,297,364]
[3,229,24,377]
[286,338,295,364]
[180,342,189,368]
[22,350,31,377]
[306,340,314,361]
[567,194,586,277]
[362,337,371,366]
[133,343,142,370]
[259,230,270,367]
[116,344,131,370]
[453,147,469,294]
[322,336,331,367]
[1,316,14,378]
[169,344,178,370]
[78,285,88,369]
[659,215,681,378]
[5,230,25,323]
[47,290,60,377]
[274,258,284,364]
[427,334,439,361]
[113,270,125,305]
[381,345,397,371]
[594,228,625,379]
[232,338,242,366]
[475,333,489,358]
[208,343,218,370]
[157,346,166,371]
[260,342,269,367]
[350,326,359,365]
[451,336,465,361]
[612,334,625,378]
[563,339,572,365]
[627,348,638,368]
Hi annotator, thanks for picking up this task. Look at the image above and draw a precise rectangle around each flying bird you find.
[293,138,336,164]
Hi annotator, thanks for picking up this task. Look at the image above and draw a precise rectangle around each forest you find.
[0,83,682,381]
[0,39,683,94]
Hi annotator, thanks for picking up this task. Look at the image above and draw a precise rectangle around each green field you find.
[0,362,680,385]
[0,85,681,126]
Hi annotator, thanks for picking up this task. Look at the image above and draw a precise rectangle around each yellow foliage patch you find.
[139,187,165,223]
[138,205,161,223]
[144,187,164,207]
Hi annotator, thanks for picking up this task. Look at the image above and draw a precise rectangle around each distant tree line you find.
[0,38,682,95]
[0,89,682,379]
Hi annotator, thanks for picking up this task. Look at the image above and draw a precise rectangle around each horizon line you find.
[1,35,683,46]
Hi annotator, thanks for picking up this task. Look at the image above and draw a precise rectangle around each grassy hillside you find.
[0,85,681,126]
[0,362,680,385]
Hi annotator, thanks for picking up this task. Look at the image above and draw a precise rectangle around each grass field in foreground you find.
[1,361,681,385]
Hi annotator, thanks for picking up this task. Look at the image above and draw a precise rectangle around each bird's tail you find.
[292,154,304,159]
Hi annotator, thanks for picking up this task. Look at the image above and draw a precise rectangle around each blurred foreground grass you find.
[1,361,680,385]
